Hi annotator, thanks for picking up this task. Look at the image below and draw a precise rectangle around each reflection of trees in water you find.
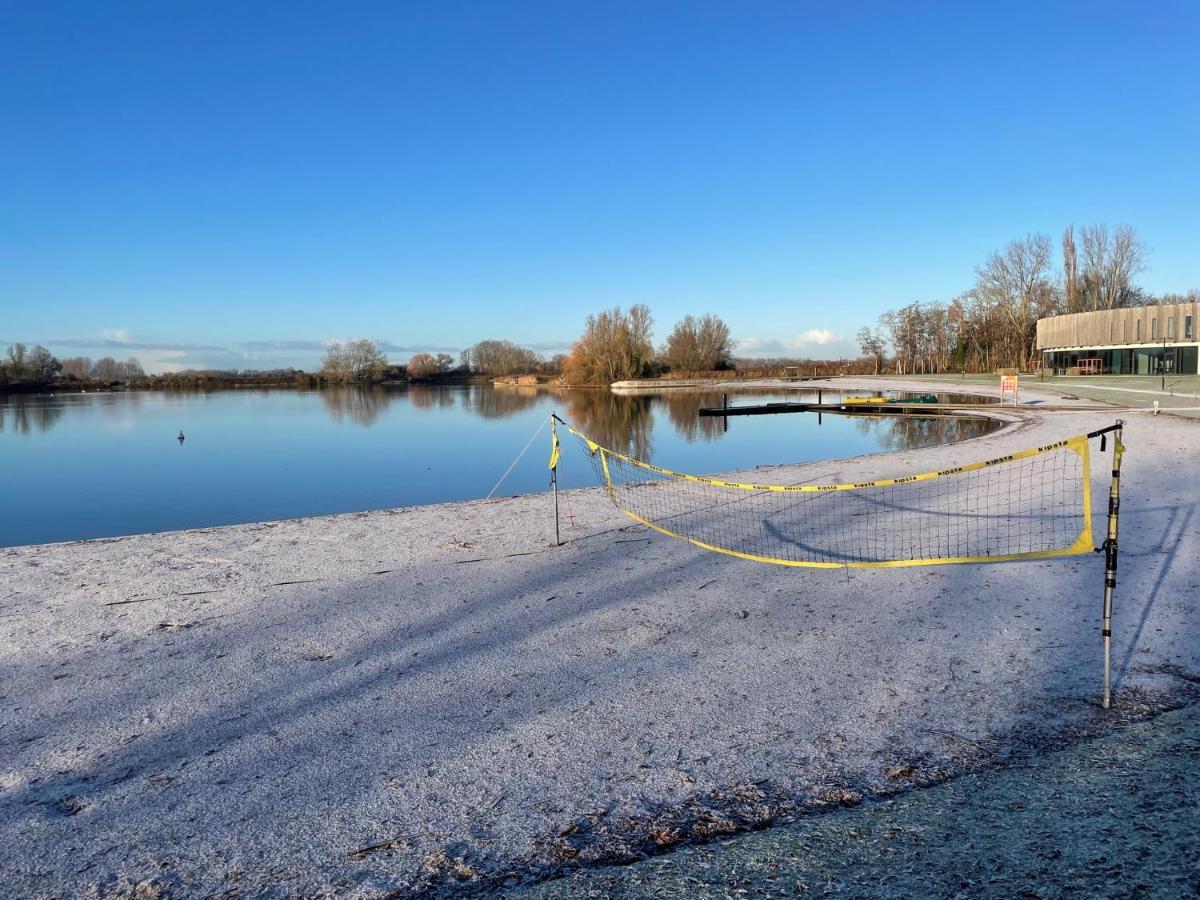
[463,384,544,419]
[97,391,146,417]
[320,386,393,426]
[408,385,456,410]
[92,391,148,433]
[562,389,654,459]
[853,415,997,453]
[0,395,65,434]
[656,391,726,442]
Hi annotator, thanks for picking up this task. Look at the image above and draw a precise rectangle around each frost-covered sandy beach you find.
[2,381,1198,896]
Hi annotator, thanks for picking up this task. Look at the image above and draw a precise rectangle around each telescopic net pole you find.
[552,469,560,546]
[1101,419,1125,709]
[550,414,562,547]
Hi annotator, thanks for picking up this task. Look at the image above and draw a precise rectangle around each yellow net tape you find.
[568,425,1095,569]
[548,419,561,471]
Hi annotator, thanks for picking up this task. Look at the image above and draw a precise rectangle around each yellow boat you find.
[842,396,890,404]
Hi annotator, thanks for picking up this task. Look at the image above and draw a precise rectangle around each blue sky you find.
[3,1,1198,372]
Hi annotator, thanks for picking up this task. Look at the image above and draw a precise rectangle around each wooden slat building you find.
[1036,302,1200,375]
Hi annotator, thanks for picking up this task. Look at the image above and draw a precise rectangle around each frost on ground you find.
[521,703,1200,898]
[1,391,1198,897]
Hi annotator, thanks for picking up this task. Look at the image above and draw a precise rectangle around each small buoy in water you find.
[178,430,185,444]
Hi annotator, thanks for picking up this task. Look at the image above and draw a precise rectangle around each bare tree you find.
[319,345,349,382]
[4,343,29,380]
[563,305,655,385]
[0,344,67,384]
[878,311,902,373]
[92,356,121,381]
[463,340,540,375]
[407,353,439,378]
[1080,224,1146,310]
[972,233,1056,368]
[882,304,930,374]
[60,356,93,379]
[346,340,388,380]
[1063,226,1082,313]
[320,340,387,382]
[859,225,1154,373]
[661,313,733,371]
[118,357,145,379]
[697,315,733,370]
[855,326,887,374]
[627,304,655,375]
[27,346,62,382]
[924,303,955,373]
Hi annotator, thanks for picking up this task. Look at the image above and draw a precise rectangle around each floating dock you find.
[697,401,982,417]
[696,399,1111,417]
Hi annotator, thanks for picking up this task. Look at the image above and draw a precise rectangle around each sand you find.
[2,380,1197,896]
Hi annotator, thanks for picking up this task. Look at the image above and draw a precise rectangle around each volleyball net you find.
[560,421,1101,569]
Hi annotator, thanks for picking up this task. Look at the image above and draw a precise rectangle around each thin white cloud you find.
[239,340,335,352]
[240,338,461,354]
[734,328,852,359]
[30,336,228,352]
[523,340,573,353]
[374,340,460,354]
[796,328,838,346]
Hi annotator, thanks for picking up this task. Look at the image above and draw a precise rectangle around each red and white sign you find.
[1000,374,1019,405]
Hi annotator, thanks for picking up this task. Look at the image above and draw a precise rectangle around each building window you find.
[1151,317,1159,340]
[1136,320,1142,341]
[1168,317,1176,339]
[1187,316,1194,339]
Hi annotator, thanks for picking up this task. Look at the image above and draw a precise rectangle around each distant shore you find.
[0,372,494,395]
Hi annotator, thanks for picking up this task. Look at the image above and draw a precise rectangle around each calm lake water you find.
[0,385,999,548]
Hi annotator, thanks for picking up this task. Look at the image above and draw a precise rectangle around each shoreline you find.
[2,381,1197,895]
[1,380,1012,552]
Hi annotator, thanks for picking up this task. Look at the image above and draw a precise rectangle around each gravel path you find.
[521,700,1200,898]
[1,383,1197,896]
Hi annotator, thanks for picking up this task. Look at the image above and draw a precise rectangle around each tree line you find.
[2,317,839,393]
[0,343,146,389]
[0,344,62,387]
[317,339,556,382]
[61,355,146,381]
[317,321,737,386]
[857,224,1197,374]
[561,306,735,385]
